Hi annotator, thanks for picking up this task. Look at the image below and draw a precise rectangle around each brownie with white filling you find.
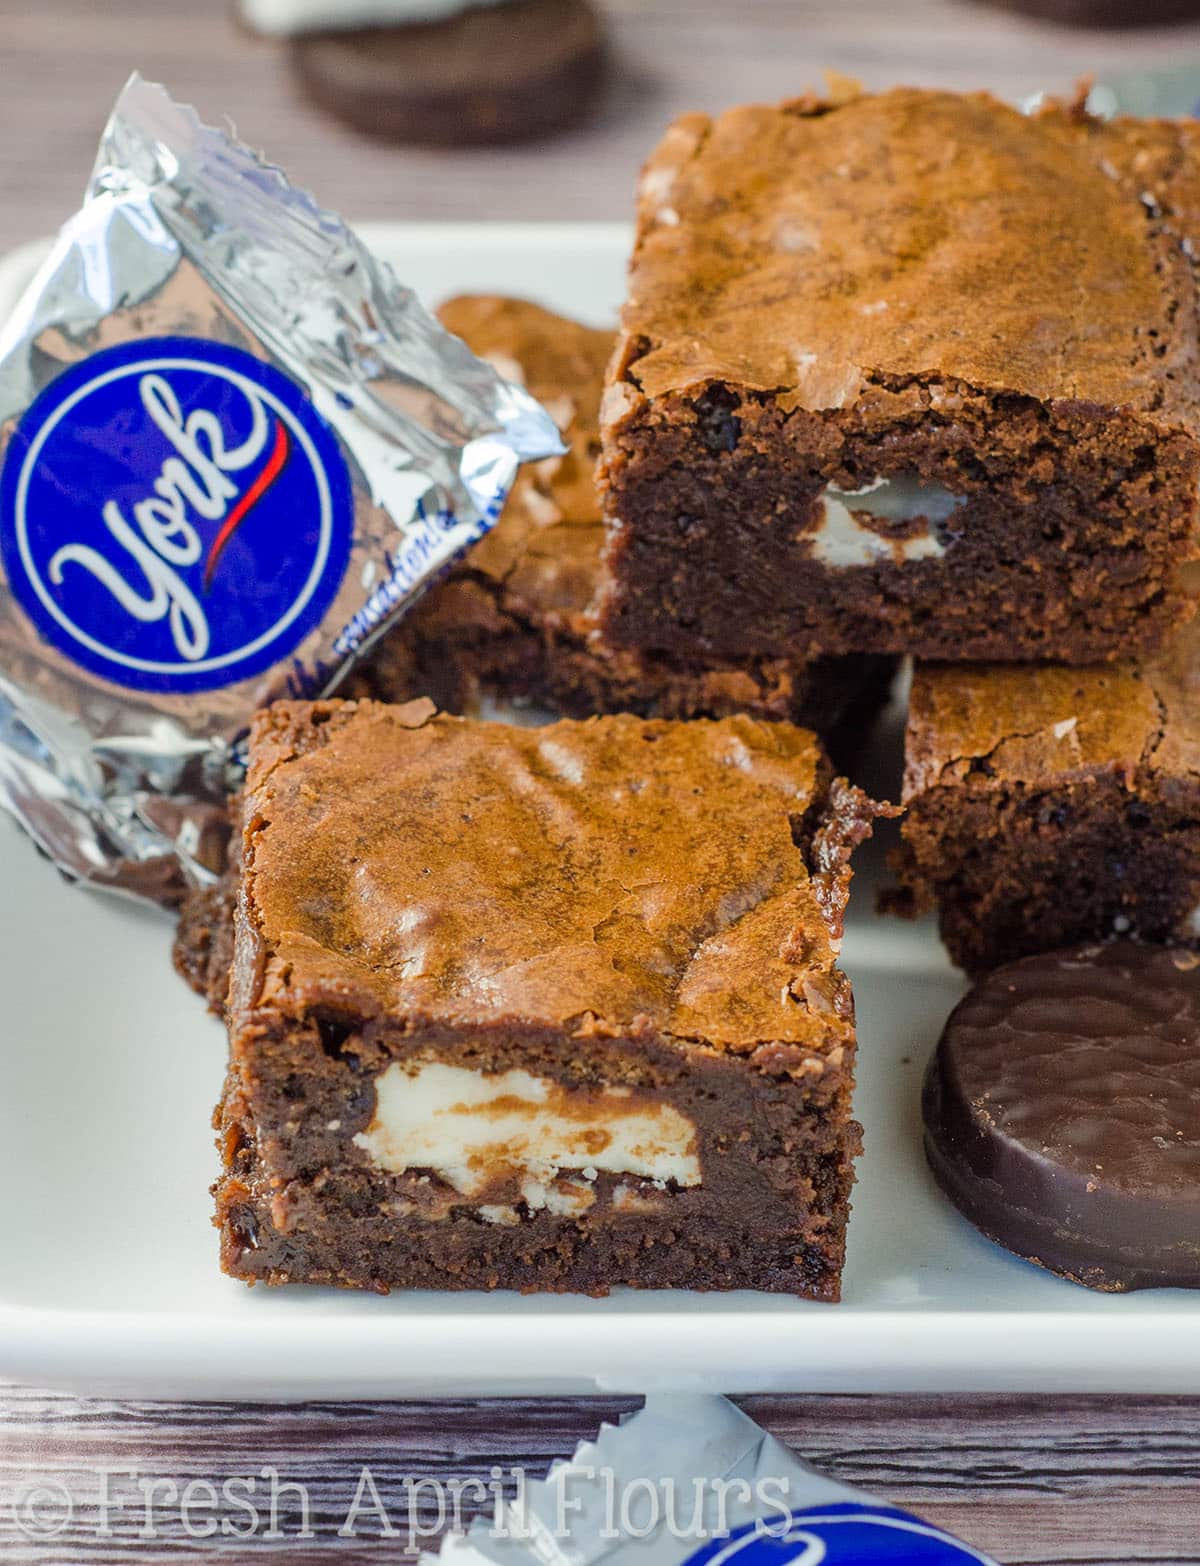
[597,85,1200,666]
[216,698,881,1296]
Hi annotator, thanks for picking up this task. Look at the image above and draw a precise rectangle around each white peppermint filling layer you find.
[355,1062,701,1213]
[241,0,507,35]
[809,477,964,568]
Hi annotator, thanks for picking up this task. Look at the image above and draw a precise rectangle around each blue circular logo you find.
[683,1508,995,1566]
[0,336,354,693]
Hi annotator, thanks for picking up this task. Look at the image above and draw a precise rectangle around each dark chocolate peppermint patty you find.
[924,941,1200,1291]
[287,0,608,147]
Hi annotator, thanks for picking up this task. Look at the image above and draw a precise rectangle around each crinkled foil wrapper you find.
[429,1397,997,1566]
[0,75,562,903]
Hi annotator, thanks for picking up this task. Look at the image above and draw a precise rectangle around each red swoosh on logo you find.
[203,418,291,592]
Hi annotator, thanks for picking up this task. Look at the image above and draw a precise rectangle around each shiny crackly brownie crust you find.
[891,617,1200,975]
[596,86,1200,666]
[348,295,894,740]
[216,699,881,1297]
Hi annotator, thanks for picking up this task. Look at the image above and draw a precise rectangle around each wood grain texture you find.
[4,0,1200,250]
[3,3,1200,1562]
[1,1389,1200,1563]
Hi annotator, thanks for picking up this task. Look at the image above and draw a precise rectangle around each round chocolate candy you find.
[923,942,1200,1291]
[960,0,1200,25]
[289,0,607,147]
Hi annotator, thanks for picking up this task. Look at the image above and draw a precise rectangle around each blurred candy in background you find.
[7,0,1200,253]
[238,0,609,143]
[962,0,1200,25]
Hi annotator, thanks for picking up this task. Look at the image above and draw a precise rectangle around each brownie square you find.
[351,294,895,738]
[217,699,879,1297]
[892,618,1200,975]
[597,87,1200,666]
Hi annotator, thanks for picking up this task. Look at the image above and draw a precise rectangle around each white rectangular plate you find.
[2,223,1198,1400]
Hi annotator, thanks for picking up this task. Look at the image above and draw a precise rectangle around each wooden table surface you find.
[4,2,1200,1562]
[2,1390,1199,1564]
[7,0,1200,248]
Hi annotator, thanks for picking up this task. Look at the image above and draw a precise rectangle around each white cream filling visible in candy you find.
[241,0,508,35]
[355,1061,701,1218]
[808,476,965,568]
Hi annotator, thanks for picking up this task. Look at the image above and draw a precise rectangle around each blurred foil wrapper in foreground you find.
[429,1396,999,1566]
[0,74,562,903]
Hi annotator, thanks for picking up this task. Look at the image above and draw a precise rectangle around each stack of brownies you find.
[595,85,1200,973]
[195,81,1200,1302]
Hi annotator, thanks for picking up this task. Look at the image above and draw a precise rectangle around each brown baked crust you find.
[597,87,1200,665]
[892,618,1200,974]
[1036,98,1200,257]
[238,700,857,1042]
[217,700,881,1297]
[352,295,894,738]
[615,90,1200,416]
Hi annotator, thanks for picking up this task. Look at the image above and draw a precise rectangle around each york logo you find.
[682,1508,998,1566]
[1,337,354,693]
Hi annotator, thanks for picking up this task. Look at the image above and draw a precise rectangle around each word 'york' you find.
[48,373,273,660]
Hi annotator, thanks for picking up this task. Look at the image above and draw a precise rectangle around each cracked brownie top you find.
[904,616,1200,802]
[610,84,1200,428]
[235,699,876,1052]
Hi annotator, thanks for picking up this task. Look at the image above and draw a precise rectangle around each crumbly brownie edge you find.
[213,1031,861,1299]
[173,878,238,1015]
[597,378,1200,665]
[891,776,1200,974]
[355,565,897,734]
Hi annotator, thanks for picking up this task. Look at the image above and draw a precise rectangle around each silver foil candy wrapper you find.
[431,1397,998,1566]
[0,75,562,902]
